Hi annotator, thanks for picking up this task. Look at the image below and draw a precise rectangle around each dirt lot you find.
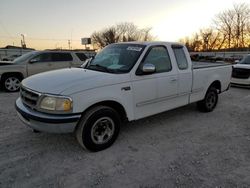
[0,87,250,188]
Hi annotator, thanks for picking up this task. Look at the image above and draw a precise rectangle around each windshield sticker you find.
[127,46,142,51]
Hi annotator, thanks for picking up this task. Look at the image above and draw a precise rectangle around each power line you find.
[29,37,79,42]
[0,35,80,41]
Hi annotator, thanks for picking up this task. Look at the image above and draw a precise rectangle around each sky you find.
[0,0,248,50]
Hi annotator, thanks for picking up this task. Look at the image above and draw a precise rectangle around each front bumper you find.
[15,97,81,133]
[231,77,250,87]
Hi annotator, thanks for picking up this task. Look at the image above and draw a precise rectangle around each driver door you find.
[131,45,178,119]
[27,53,53,76]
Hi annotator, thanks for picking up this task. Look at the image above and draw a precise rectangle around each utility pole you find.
[21,34,26,48]
[68,40,71,50]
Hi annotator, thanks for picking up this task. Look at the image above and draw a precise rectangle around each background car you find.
[2,54,21,61]
[0,50,94,92]
[231,54,250,87]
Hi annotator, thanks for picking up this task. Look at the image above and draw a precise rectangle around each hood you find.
[0,61,13,66]
[0,63,25,74]
[233,64,250,69]
[22,68,130,95]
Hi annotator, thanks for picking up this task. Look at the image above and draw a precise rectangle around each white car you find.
[15,42,232,151]
[0,50,90,92]
[2,54,21,61]
[231,54,250,87]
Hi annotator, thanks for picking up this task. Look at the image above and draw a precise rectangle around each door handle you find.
[121,86,131,91]
[170,78,178,82]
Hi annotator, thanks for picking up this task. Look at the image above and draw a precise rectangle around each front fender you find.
[70,83,134,121]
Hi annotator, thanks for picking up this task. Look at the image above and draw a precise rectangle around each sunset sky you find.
[0,0,248,50]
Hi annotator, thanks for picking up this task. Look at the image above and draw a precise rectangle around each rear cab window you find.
[172,45,188,70]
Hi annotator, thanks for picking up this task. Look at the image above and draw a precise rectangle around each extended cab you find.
[15,42,232,151]
[0,50,90,92]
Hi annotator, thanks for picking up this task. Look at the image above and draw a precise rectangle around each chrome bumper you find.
[15,97,81,133]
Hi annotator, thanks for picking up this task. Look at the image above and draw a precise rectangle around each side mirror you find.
[142,63,156,74]
[234,60,240,64]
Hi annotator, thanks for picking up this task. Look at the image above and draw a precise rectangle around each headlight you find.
[40,96,72,113]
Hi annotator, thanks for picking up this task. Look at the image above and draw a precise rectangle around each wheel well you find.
[83,101,127,122]
[1,72,24,81]
[209,80,221,93]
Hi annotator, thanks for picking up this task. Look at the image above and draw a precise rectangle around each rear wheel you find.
[2,75,21,92]
[76,106,121,152]
[197,87,218,112]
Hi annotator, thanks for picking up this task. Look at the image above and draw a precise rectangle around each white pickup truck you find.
[15,42,232,151]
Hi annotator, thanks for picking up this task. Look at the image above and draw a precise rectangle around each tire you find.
[2,75,22,92]
[197,87,218,112]
[76,106,121,152]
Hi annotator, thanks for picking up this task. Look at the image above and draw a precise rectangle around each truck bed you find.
[192,61,231,69]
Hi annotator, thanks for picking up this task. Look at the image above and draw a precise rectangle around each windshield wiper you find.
[87,64,114,73]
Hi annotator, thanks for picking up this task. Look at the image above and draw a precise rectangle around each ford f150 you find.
[15,42,232,151]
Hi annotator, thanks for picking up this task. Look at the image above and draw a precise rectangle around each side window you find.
[172,47,188,70]
[52,53,73,61]
[142,46,172,73]
[31,53,52,62]
[75,53,88,61]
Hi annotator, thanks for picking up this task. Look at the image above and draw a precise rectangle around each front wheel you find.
[197,87,218,112]
[2,76,21,92]
[76,106,121,152]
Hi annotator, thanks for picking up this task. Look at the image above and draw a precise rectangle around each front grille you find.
[232,68,250,79]
[20,86,40,108]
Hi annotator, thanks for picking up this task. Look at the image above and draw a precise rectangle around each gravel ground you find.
[0,87,250,188]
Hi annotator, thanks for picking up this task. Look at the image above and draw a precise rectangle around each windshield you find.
[13,51,37,64]
[86,43,145,73]
[239,55,250,65]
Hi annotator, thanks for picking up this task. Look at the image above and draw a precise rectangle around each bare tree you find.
[232,3,250,48]
[91,22,155,48]
[214,3,250,49]
[199,28,223,51]
[214,9,234,48]
[181,3,250,51]
[179,33,203,51]
[92,27,119,48]
[116,22,138,41]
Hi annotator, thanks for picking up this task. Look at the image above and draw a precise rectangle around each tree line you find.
[91,22,155,48]
[90,3,249,51]
[179,3,250,52]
